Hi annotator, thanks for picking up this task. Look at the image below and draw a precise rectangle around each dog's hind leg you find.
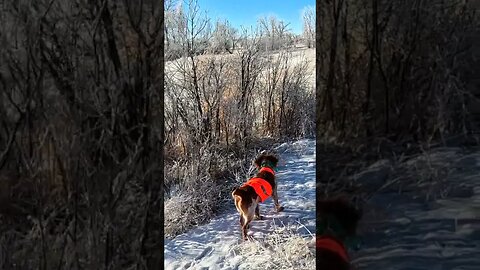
[240,200,257,240]
[241,213,250,240]
[241,226,247,240]
[243,218,252,240]
[244,201,257,240]
[240,216,247,239]
[233,194,248,239]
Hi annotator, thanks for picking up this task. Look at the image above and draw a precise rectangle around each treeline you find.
[0,0,163,269]
[317,0,480,144]
[164,0,315,60]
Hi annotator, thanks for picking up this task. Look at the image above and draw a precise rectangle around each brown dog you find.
[232,153,284,240]
[316,196,362,270]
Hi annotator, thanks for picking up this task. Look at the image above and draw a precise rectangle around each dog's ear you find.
[265,155,279,166]
[253,154,265,168]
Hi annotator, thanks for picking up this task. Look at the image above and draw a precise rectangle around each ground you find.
[164,139,316,270]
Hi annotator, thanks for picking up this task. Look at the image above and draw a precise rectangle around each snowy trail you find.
[164,139,316,270]
[352,148,480,270]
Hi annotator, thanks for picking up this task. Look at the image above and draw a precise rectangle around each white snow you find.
[164,139,316,270]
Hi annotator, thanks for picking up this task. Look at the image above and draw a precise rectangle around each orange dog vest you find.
[242,167,275,203]
[316,236,349,262]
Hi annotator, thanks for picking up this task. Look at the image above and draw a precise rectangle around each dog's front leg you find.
[254,204,263,220]
[272,187,284,212]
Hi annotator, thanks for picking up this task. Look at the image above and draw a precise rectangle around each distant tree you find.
[258,15,291,51]
[210,19,238,54]
[302,6,315,48]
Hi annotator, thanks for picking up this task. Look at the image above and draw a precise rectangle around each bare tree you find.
[301,6,315,48]
[258,15,291,51]
[210,19,238,54]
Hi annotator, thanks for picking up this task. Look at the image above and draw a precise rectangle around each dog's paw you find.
[254,215,264,220]
[276,206,285,212]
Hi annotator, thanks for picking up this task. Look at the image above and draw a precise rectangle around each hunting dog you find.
[232,153,284,240]
[317,196,362,270]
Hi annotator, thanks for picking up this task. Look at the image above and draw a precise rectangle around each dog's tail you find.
[232,188,244,214]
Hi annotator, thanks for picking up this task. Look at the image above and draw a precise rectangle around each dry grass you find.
[164,178,218,238]
[232,223,315,270]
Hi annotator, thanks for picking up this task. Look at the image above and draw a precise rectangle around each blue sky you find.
[193,0,315,35]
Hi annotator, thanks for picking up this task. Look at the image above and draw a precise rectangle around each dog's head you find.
[317,195,361,240]
[253,152,279,169]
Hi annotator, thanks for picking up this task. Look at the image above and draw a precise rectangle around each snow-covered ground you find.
[164,139,316,270]
[352,148,480,270]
